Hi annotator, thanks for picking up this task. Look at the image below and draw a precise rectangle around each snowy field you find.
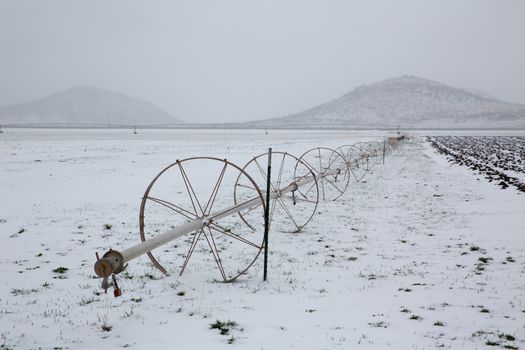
[1,129,524,349]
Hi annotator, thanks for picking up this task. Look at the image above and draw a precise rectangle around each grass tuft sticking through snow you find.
[210,320,238,336]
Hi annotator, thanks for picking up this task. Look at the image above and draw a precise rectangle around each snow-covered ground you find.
[1,129,524,349]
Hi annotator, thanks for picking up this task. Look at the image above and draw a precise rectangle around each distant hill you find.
[0,86,183,126]
[246,75,525,129]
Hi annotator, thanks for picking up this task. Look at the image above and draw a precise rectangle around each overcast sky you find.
[1,0,524,123]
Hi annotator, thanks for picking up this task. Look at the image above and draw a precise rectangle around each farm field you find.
[1,129,524,349]
[428,136,525,192]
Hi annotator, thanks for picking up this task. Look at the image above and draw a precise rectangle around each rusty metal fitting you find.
[94,249,125,278]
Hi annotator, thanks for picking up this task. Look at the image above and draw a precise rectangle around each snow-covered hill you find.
[248,76,525,129]
[0,86,183,126]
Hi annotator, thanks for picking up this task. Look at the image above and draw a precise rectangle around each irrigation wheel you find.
[139,157,266,282]
[297,147,351,201]
[337,144,368,182]
[235,151,319,233]
[353,142,378,171]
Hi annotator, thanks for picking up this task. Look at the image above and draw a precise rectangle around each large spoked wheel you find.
[235,151,319,233]
[349,144,371,181]
[139,157,266,282]
[386,138,401,155]
[337,144,368,182]
[353,142,377,171]
[297,147,350,201]
[364,142,383,169]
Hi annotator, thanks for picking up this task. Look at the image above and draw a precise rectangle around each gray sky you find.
[1,0,524,123]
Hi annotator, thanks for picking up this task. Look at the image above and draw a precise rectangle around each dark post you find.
[263,148,272,281]
[382,140,386,164]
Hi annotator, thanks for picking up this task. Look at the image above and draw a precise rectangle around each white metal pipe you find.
[119,167,341,265]
[95,141,398,278]
[122,219,203,262]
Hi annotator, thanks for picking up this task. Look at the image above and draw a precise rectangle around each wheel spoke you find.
[269,194,280,229]
[253,158,278,192]
[253,158,268,182]
[235,183,258,191]
[302,181,317,197]
[347,166,358,182]
[177,162,204,216]
[147,196,197,220]
[209,223,261,249]
[327,155,337,169]
[276,197,301,231]
[204,162,228,215]
[317,149,326,200]
[275,153,286,190]
[203,228,227,281]
[327,152,340,169]
[180,229,203,275]
[268,154,287,224]
[323,176,345,195]
[282,194,318,204]
[299,158,320,175]
[317,148,323,173]
[239,200,263,217]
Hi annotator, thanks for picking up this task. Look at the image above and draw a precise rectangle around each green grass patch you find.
[210,320,237,335]
[478,256,492,264]
[52,267,68,274]
[485,340,499,346]
[498,333,516,341]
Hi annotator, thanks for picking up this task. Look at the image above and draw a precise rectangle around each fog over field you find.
[1,1,525,124]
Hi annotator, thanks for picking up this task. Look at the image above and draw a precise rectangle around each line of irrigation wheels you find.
[94,136,406,296]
